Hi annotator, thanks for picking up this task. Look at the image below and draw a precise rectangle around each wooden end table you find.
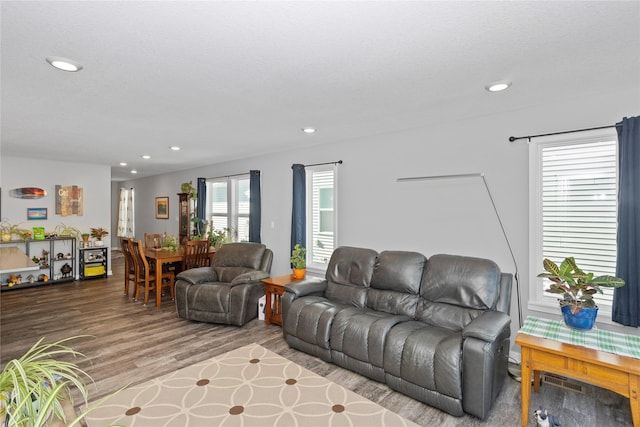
[516,332,640,427]
[261,275,299,326]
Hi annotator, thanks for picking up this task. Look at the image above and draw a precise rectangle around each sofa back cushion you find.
[367,251,425,316]
[325,246,378,307]
[416,254,501,330]
[212,242,268,283]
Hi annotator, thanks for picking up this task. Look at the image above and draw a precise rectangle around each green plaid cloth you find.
[519,316,640,359]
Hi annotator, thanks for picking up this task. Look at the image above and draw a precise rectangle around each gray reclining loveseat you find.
[281,246,512,420]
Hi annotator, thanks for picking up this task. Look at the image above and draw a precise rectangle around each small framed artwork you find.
[155,196,169,219]
[27,207,48,220]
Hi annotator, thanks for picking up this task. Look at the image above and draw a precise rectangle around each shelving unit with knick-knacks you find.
[0,237,76,291]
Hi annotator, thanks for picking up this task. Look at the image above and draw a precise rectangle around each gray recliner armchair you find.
[174,242,273,326]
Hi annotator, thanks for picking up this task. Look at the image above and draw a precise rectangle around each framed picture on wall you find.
[27,207,48,220]
[155,197,169,219]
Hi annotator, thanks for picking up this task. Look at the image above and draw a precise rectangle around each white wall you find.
[1,156,112,274]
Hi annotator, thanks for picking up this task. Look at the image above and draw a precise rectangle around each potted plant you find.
[0,336,116,427]
[54,224,82,240]
[537,257,625,330]
[290,244,307,279]
[89,227,109,246]
[180,181,197,201]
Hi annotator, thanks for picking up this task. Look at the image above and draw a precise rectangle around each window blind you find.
[541,140,618,305]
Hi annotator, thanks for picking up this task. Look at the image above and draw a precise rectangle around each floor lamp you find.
[397,172,523,380]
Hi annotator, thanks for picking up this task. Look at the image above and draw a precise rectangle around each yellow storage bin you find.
[84,265,105,277]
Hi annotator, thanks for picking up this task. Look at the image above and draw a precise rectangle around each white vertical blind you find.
[308,168,335,266]
[541,140,618,305]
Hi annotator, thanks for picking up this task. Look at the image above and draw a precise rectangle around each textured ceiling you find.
[2,1,639,180]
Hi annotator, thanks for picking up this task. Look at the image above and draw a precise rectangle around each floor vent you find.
[542,373,585,394]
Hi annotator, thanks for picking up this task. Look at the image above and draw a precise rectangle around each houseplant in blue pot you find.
[538,257,625,330]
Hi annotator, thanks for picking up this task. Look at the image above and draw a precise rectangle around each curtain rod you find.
[305,160,343,167]
[205,172,249,180]
[509,123,620,143]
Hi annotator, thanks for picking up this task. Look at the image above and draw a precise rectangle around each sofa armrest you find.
[176,267,217,285]
[230,270,271,286]
[283,278,327,299]
[463,311,511,342]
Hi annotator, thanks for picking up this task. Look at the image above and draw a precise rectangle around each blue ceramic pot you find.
[561,305,598,331]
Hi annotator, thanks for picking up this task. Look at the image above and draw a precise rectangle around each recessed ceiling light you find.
[170,146,181,151]
[302,127,316,134]
[141,155,151,159]
[45,56,83,72]
[485,81,512,92]
[131,170,138,174]
[119,162,127,166]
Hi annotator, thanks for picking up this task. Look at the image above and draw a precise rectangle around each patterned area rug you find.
[85,343,418,426]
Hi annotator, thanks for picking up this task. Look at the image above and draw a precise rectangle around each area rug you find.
[84,343,418,426]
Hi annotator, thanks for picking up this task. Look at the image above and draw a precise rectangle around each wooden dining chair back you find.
[183,239,210,271]
[144,233,164,249]
[120,237,136,296]
[129,239,175,305]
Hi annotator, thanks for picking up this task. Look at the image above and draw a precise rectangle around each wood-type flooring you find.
[0,254,633,426]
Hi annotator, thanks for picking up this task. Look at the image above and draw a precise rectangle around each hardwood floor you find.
[0,254,633,426]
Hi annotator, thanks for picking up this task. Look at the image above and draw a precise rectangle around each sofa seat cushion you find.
[384,320,463,400]
[330,307,409,381]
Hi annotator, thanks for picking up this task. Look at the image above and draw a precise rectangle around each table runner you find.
[519,316,640,359]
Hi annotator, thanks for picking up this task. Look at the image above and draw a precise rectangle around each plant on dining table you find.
[161,234,178,251]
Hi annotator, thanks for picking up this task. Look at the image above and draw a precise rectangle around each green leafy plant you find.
[0,220,31,241]
[54,224,82,240]
[537,257,625,314]
[180,181,197,200]
[161,234,178,251]
[0,336,121,427]
[89,228,109,240]
[290,244,307,269]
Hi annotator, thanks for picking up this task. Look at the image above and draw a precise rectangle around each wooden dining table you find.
[145,247,215,307]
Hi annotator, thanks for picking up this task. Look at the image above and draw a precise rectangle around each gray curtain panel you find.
[613,116,640,327]
[249,170,261,243]
[291,164,306,256]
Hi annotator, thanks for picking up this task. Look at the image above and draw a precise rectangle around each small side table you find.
[261,275,297,326]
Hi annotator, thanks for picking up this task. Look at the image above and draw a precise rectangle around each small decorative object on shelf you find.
[538,256,626,330]
[290,244,307,280]
[90,227,108,246]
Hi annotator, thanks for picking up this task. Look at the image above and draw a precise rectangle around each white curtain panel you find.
[117,188,134,237]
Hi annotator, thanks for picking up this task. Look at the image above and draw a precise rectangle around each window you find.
[306,165,338,270]
[529,129,618,316]
[206,175,250,242]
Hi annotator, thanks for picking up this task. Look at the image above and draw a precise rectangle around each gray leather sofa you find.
[282,246,512,420]
[174,242,273,326]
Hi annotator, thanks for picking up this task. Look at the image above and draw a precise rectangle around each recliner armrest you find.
[463,311,511,342]
[284,278,327,298]
[230,270,270,285]
[176,267,217,285]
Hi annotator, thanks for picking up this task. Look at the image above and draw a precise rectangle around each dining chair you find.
[144,233,164,249]
[183,239,210,271]
[120,237,136,296]
[129,239,175,305]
